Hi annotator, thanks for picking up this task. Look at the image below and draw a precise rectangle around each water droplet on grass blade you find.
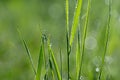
[49,43,52,48]
[80,76,84,80]
[96,67,100,72]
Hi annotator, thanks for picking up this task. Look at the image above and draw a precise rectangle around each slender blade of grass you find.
[49,58,55,80]
[59,48,62,80]
[76,28,81,80]
[98,0,112,80]
[47,39,61,80]
[17,28,36,75]
[35,37,45,80]
[65,0,69,32]
[78,0,91,79]
[51,70,55,80]
[70,0,83,46]
[65,0,71,79]
[22,40,37,75]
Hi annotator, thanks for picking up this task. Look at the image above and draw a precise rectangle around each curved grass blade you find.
[70,0,83,46]
[35,37,45,80]
[17,28,36,75]
[98,0,112,80]
[78,0,91,79]
[47,39,61,80]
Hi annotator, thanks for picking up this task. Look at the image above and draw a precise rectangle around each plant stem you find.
[65,0,70,79]
[66,31,70,80]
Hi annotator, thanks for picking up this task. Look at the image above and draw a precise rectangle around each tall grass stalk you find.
[78,0,90,79]
[98,0,111,79]
[65,0,70,79]
[76,27,81,80]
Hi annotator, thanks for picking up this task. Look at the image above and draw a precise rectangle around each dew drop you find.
[96,67,100,72]
[49,44,52,48]
[80,76,84,80]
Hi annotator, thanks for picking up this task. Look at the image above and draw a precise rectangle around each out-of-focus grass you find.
[0,0,120,80]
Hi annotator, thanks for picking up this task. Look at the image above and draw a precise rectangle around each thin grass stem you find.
[60,48,63,80]
[78,0,90,79]
[65,0,70,79]
[98,0,112,80]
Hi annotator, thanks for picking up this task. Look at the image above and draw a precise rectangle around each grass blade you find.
[65,0,69,32]
[17,28,36,75]
[78,0,91,79]
[98,0,112,79]
[69,0,83,46]
[49,58,55,80]
[47,39,61,80]
[59,48,62,80]
[22,40,37,75]
[76,28,81,80]
[35,37,45,80]
[65,0,70,79]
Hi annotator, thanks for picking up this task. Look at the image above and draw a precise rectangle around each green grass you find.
[17,0,113,80]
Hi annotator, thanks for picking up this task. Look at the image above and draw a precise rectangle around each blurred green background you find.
[0,0,120,80]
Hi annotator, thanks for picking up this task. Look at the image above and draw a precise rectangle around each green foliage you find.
[1,0,120,80]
